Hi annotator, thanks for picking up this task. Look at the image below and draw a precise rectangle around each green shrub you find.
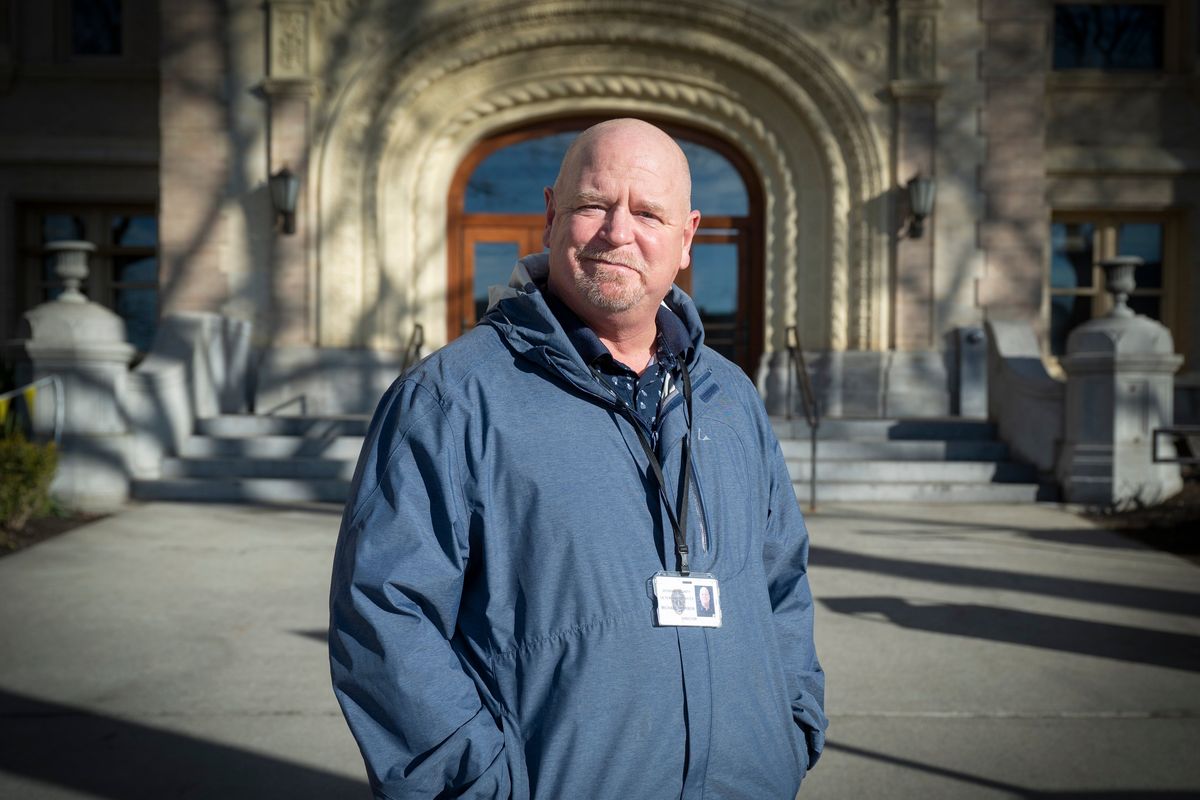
[1,437,57,533]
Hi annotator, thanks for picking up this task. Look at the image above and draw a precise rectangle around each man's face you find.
[699,586,711,609]
[543,124,701,321]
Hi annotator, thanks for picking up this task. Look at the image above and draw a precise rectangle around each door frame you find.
[447,116,765,371]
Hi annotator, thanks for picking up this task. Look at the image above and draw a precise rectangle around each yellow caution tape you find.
[23,386,36,416]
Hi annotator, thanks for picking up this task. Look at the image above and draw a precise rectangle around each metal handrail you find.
[0,375,65,446]
[401,323,425,374]
[784,326,820,512]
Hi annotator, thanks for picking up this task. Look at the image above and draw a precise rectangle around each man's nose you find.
[601,206,635,247]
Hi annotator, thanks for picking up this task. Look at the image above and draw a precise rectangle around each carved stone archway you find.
[313,0,888,392]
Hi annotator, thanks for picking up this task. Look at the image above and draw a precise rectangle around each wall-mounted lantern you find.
[269,166,300,235]
[906,175,936,239]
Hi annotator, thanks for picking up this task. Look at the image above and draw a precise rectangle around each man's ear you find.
[678,210,702,270]
[543,187,556,249]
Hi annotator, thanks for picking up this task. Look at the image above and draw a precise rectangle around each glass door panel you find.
[689,240,742,363]
[459,226,543,337]
[473,241,520,319]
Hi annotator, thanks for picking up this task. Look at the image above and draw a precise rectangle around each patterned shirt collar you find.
[543,286,690,372]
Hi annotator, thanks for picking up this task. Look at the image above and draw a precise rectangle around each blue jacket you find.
[330,255,826,799]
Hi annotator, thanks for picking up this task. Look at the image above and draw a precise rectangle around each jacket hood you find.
[480,252,705,388]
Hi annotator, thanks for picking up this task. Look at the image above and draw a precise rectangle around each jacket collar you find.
[480,253,703,388]
[543,288,691,370]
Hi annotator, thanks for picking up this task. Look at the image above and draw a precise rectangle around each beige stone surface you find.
[2,0,1197,394]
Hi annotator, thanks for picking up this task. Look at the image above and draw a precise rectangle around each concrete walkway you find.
[0,502,1197,799]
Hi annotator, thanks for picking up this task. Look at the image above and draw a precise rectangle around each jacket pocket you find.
[688,416,757,577]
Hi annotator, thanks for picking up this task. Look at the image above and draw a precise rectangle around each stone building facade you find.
[3,0,1198,418]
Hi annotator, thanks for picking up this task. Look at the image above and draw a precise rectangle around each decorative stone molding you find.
[896,0,942,81]
[887,80,945,101]
[1046,146,1200,176]
[901,13,937,80]
[312,0,888,355]
[757,0,890,79]
[260,77,317,99]
[268,0,312,79]
[426,71,806,353]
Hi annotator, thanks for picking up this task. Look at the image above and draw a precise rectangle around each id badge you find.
[649,572,721,628]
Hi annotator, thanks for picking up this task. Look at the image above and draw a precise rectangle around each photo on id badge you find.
[651,573,721,627]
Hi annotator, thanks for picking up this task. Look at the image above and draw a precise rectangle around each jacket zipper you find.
[688,459,711,553]
[550,358,714,553]
[660,369,713,554]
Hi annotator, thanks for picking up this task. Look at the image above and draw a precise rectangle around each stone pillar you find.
[15,241,136,511]
[1057,257,1183,505]
[263,0,315,345]
[159,0,233,315]
[889,0,943,351]
[975,0,1050,327]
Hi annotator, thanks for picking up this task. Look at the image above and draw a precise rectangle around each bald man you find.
[330,118,826,800]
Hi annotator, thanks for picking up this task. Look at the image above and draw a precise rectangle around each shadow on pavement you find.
[808,507,1069,535]
[0,689,369,799]
[1015,529,1159,552]
[821,597,1200,673]
[811,545,1200,618]
[827,741,1200,798]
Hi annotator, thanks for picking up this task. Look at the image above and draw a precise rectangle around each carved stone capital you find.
[898,10,938,81]
[260,77,317,99]
[269,0,312,79]
[887,79,944,101]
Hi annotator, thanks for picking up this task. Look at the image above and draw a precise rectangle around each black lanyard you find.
[597,363,695,574]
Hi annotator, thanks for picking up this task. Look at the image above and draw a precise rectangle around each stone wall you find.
[976,0,1050,329]
[158,0,273,343]
[0,0,160,342]
[5,0,1196,417]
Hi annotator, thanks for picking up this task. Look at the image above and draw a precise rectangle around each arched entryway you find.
[446,119,764,373]
[316,0,889,411]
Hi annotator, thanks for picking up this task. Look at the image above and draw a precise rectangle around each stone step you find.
[779,439,1010,461]
[784,459,1036,483]
[195,414,370,438]
[160,457,356,480]
[132,478,352,504]
[160,457,1038,487]
[180,436,366,459]
[141,413,1037,505]
[791,481,1040,504]
[174,439,1012,467]
[133,479,1041,503]
[771,416,997,441]
[133,476,1038,505]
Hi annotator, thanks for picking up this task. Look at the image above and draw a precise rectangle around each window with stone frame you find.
[69,0,122,56]
[1053,2,1166,70]
[1048,212,1180,358]
[17,203,159,352]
